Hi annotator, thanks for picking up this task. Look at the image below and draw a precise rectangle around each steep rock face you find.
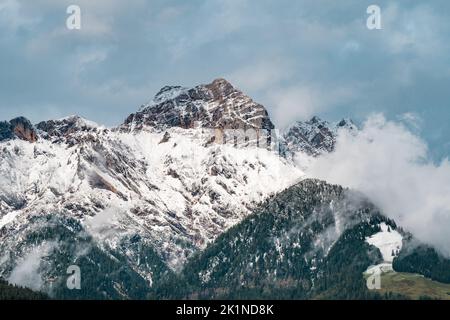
[36,116,103,146]
[0,78,443,300]
[283,117,357,157]
[0,117,38,143]
[0,80,306,298]
[10,117,38,143]
[0,121,14,141]
[162,179,397,299]
[121,78,274,133]
[36,115,99,137]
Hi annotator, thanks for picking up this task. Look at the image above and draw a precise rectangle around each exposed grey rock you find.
[283,116,357,157]
[121,78,274,132]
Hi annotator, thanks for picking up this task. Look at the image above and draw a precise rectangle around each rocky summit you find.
[283,116,357,157]
[121,78,274,132]
[0,117,38,143]
[1,78,443,300]
[0,79,304,298]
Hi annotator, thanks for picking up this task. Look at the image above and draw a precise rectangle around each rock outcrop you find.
[0,117,38,143]
[283,116,357,156]
[122,78,274,132]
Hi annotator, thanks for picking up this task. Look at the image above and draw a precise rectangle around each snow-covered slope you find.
[366,222,403,263]
[0,79,306,295]
[2,78,442,300]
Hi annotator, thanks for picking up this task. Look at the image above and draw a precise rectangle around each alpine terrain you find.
[0,78,448,300]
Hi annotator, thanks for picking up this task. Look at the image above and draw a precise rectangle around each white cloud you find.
[227,60,294,92]
[8,241,58,291]
[305,114,450,257]
[267,86,320,129]
[397,112,423,131]
[266,84,357,129]
[84,207,131,242]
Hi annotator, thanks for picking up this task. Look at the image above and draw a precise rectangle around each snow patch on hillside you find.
[366,222,402,263]
[364,223,403,275]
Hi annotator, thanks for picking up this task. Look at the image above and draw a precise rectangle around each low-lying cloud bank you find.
[305,114,450,257]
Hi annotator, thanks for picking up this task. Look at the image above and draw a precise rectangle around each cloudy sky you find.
[1,0,449,159]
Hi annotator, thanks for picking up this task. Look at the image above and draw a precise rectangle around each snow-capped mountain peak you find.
[336,118,357,131]
[150,85,189,106]
[283,116,357,156]
[0,79,306,286]
[1,78,443,300]
[37,115,100,137]
[121,78,274,133]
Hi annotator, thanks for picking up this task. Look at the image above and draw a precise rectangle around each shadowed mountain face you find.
[0,78,445,300]
[0,79,303,298]
[0,278,48,300]
[154,179,450,300]
[0,117,38,143]
[155,179,392,299]
[122,78,275,132]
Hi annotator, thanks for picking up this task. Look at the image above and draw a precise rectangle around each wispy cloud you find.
[8,241,58,291]
[306,114,450,257]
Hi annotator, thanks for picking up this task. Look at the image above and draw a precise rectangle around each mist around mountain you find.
[0,78,449,300]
